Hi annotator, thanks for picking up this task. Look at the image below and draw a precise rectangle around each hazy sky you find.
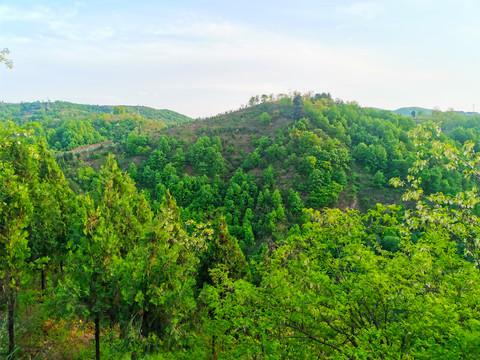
[0,0,479,117]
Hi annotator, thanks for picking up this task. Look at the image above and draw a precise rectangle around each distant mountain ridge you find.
[392,107,433,116]
[393,106,479,117]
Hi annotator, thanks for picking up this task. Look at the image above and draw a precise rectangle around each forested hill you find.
[0,100,192,150]
[57,92,480,251]
[4,93,480,359]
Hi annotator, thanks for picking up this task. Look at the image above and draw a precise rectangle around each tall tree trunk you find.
[8,285,15,359]
[212,334,216,360]
[41,268,46,292]
[95,316,100,360]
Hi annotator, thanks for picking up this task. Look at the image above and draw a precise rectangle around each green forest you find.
[3,94,480,359]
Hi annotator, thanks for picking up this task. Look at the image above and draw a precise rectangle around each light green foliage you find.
[112,106,126,115]
[199,268,261,359]
[148,149,167,172]
[203,208,480,358]
[195,112,480,358]
[128,161,138,181]
[0,101,188,152]
[301,155,317,174]
[333,168,348,186]
[265,143,287,163]
[50,119,105,150]
[241,149,260,171]
[126,130,150,155]
[259,111,272,125]
[0,162,32,294]
[352,142,369,164]
[76,166,99,191]
[204,216,249,283]
[392,122,480,268]
[374,170,385,187]
[242,208,255,247]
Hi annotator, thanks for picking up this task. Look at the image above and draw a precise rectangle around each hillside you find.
[3,93,480,359]
[56,93,480,256]
[14,94,479,235]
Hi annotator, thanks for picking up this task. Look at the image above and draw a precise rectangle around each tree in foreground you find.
[200,206,480,359]
[58,154,151,360]
[392,121,480,268]
[0,135,33,358]
[115,192,210,357]
[58,156,211,359]
[0,123,72,358]
[198,123,480,358]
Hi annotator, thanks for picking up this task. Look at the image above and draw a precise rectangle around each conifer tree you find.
[60,154,151,360]
[27,138,76,291]
[0,123,34,358]
[118,192,209,352]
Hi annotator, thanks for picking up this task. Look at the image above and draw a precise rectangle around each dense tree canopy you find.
[3,96,480,358]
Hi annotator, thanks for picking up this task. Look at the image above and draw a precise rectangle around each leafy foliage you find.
[4,95,480,358]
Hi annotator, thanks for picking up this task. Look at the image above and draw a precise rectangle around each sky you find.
[0,0,479,118]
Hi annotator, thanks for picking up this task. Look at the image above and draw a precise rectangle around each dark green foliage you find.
[116,192,208,351]
[259,111,272,125]
[198,216,250,290]
[0,123,76,358]
[380,235,400,252]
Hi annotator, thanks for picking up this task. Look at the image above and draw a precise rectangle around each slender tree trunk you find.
[95,316,100,360]
[8,284,15,358]
[212,334,216,360]
[41,268,46,292]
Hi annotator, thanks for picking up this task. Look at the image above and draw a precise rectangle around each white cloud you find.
[337,1,384,20]
[88,27,116,41]
[0,3,91,42]
[7,36,33,44]
[0,5,50,22]
[147,20,241,39]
